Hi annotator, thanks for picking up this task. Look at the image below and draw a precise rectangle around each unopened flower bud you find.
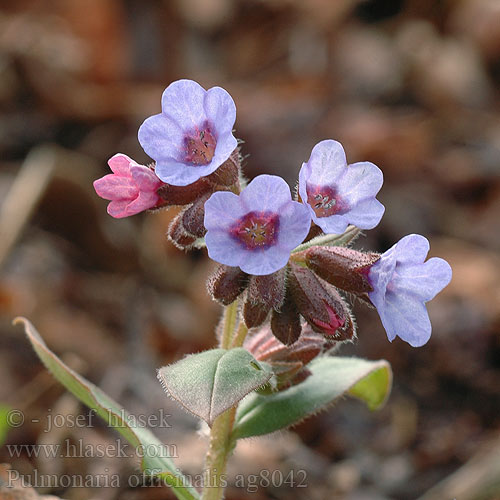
[182,192,211,238]
[207,264,249,305]
[243,269,286,328]
[245,323,325,389]
[93,154,163,218]
[156,177,212,206]
[305,246,380,294]
[270,289,301,345]
[167,211,197,249]
[288,263,355,341]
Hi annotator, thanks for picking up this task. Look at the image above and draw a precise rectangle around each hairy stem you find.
[230,321,248,349]
[201,407,236,500]
[220,301,238,349]
[202,301,248,500]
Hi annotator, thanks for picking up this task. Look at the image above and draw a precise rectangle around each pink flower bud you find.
[93,154,162,218]
[288,263,355,341]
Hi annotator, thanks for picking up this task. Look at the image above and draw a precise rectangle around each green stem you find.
[230,321,248,349]
[201,301,248,500]
[201,407,236,500]
[220,301,238,349]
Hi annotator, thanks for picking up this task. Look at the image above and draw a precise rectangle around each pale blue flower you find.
[204,175,311,275]
[368,234,452,347]
[138,79,237,186]
[299,140,385,234]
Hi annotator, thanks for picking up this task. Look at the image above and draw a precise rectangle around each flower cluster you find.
[94,79,452,353]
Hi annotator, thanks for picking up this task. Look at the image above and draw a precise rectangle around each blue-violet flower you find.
[299,139,385,234]
[204,175,311,275]
[368,234,452,347]
[138,79,237,187]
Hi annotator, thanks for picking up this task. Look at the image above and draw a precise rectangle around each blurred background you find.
[0,0,499,499]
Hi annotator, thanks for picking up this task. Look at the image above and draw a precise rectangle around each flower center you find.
[184,123,216,166]
[231,211,279,250]
[306,185,345,218]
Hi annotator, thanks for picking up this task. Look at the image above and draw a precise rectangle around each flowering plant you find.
[17,79,451,500]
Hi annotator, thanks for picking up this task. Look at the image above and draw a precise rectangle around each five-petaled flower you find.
[204,175,311,276]
[138,79,237,187]
[368,234,452,347]
[299,140,385,234]
[93,154,162,218]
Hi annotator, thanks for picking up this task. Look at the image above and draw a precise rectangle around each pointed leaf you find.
[233,356,392,439]
[158,348,272,426]
[0,405,11,446]
[292,225,361,253]
[13,317,199,500]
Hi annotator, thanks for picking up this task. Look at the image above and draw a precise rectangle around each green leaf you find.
[0,405,11,446]
[14,317,199,500]
[348,360,391,410]
[157,348,272,426]
[292,225,361,253]
[233,356,392,439]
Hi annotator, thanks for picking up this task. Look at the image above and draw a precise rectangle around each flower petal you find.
[381,291,432,347]
[312,214,349,234]
[276,201,312,250]
[130,166,162,191]
[107,199,132,219]
[393,257,452,301]
[93,175,137,200]
[209,131,237,171]
[303,140,347,187]
[138,113,185,164]
[394,234,430,264]
[161,79,207,131]
[205,230,243,268]
[204,86,237,135]
[238,246,291,276]
[204,191,247,231]
[345,198,385,230]
[337,161,383,205]
[240,175,293,212]
[108,153,136,176]
[126,190,159,215]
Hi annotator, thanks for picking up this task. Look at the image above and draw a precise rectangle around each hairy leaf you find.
[233,356,391,439]
[14,317,199,500]
[158,348,272,426]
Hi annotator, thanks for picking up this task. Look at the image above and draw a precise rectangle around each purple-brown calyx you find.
[230,211,280,250]
[184,123,217,166]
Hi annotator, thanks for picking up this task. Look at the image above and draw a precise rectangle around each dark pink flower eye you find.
[305,184,348,218]
[230,211,280,250]
[184,124,217,166]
